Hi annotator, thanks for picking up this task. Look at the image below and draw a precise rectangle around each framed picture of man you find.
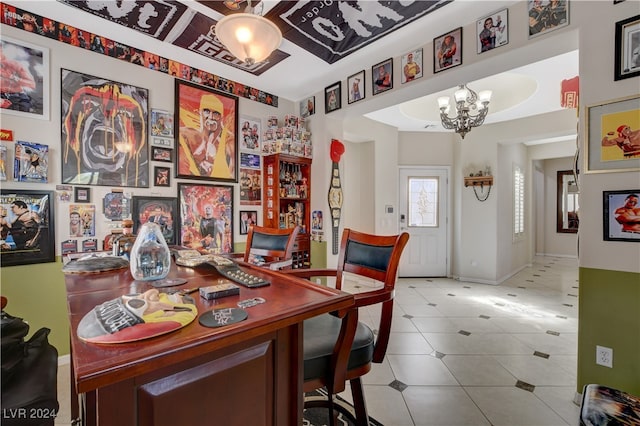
[401,49,423,84]
[175,80,238,182]
[324,82,341,113]
[0,189,55,267]
[372,59,393,95]
[132,196,178,245]
[347,70,365,104]
[434,28,462,73]
[603,190,640,242]
[528,0,569,39]
[614,15,640,81]
[239,210,258,235]
[476,9,509,53]
[177,183,234,253]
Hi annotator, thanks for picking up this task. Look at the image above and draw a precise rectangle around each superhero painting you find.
[61,69,149,187]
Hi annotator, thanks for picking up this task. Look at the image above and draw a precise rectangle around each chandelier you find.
[215,1,282,66]
[437,84,492,139]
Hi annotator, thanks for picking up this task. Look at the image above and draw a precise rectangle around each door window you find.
[408,177,439,227]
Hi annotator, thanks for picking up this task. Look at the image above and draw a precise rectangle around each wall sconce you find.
[464,169,493,201]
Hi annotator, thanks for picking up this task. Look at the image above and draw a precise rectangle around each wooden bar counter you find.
[64,260,353,426]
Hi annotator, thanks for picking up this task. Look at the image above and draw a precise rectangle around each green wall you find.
[1,258,70,355]
[0,241,329,357]
[578,267,640,396]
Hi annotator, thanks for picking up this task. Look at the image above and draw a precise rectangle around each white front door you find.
[398,167,449,277]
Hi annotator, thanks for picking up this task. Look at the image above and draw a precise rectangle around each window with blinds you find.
[514,165,525,239]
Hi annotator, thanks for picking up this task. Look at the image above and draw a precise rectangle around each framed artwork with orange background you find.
[175,80,238,182]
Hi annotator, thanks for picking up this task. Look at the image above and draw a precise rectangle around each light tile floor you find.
[55,256,581,426]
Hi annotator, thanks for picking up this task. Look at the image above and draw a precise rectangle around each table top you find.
[64,261,353,393]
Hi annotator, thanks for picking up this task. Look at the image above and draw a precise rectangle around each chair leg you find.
[327,390,336,426]
[350,377,369,426]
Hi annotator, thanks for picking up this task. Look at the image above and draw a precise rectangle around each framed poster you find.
[300,96,315,118]
[240,115,262,153]
[152,146,172,162]
[477,9,509,53]
[434,28,462,73]
[177,183,234,253]
[401,49,423,84]
[614,15,640,81]
[150,109,174,137]
[347,70,365,104]
[239,210,258,235]
[132,196,178,245]
[324,82,341,113]
[603,190,640,242]
[74,187,91,203]
[372,59,393,95]
[175,80,238,182]
[61,69,149,187]
[239,168,262,205]
[0,36,50,120]
[528,0,569,38]
[14,141,48,183]
[586,95,640,173]
[103,192,129,220]
[154,166,171,187]
[0,190,55,267]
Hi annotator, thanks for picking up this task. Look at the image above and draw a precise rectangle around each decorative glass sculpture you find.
[129,222,171,281]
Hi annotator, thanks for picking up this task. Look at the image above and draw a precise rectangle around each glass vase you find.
[129,222,171,281]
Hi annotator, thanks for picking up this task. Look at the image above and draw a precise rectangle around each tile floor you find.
[54,256,581,425]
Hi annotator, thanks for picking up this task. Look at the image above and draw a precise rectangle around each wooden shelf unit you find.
[464,176,494,187]
[263,154,312,269]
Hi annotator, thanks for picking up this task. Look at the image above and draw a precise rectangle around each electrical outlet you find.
[596,345,613,368]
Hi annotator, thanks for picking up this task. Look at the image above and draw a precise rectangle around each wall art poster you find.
[239,210,257,235]
[132,196,177,245]
[240,115,261,153]
[528,0,569,38]
[61,69,149,187]
[14,140,48,182]
[177,183,234,254]
[103,192,129,220]
[477,8,509,53]
[239,168,262,205]
[401,49,423,83]
[0,189,55,266]
[434,27,462,73]
[0,36,50,120]
[69,204,95,237]
[0,145,7,181]
[151,109,174,137]
[603,190,640,242]
[175,80,238,182]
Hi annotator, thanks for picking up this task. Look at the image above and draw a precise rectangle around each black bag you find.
[1,309,59,426]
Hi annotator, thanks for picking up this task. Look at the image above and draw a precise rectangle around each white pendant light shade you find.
[215,13,282,65]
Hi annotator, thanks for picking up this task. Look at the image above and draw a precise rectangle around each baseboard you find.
[59,354,70,366]
[496,263,532,285]
[455,276,500,285]
[573,390,583,406]
[535,252,578,259]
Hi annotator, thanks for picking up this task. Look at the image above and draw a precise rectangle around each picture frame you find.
[103,191,129,221]
[0,36,50,120]
[614,15,640,81]
[14,141,49,183]
[401,49,423,84]
[74,187,91,203]
[131,196,178,245]
[61,69,149,187]
[175,80,238,182]
[585,95,640,173]
[239,115,262,153]
[150,109,174,137]
[152,146,173,162]
[300,96,315,118]
[528,0,569,39]
[239,168,261,205]
[0,189,56,267]
[477,8,509,53]
[603,190,640,242]
[433,28,462,73]
[325,82,342,113]
[372,58,393,95]
[239,210,258,235]
[177,183,234,253]
[347,70,365,104]
[154,166,171,187]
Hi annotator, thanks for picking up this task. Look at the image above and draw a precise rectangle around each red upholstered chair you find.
[285,228,410,425]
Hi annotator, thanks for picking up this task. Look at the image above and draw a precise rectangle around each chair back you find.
[335,228,409,362]
[244,225,300,263]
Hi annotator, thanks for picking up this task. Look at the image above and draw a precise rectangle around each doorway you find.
[398,167,450,277]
